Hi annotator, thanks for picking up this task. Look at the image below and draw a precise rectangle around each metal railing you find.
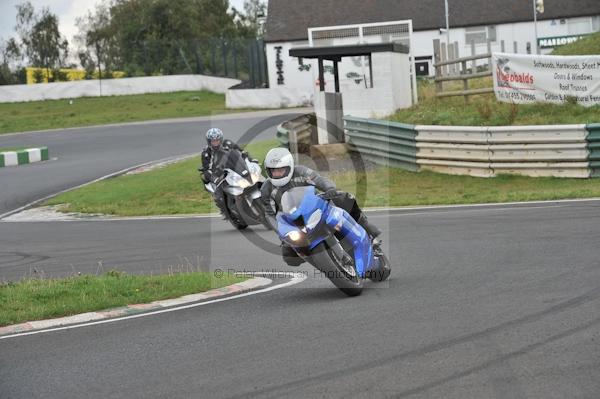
[343,116,597,178]
[344,116,418,171]
[587,123,600,177]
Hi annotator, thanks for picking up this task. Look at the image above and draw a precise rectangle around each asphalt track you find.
[0,109,308,216]
[1,114,599,398]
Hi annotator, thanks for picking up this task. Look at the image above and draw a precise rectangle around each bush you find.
[33,69,45,83]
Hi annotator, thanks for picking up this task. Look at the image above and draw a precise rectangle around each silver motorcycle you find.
[201,149,270,230]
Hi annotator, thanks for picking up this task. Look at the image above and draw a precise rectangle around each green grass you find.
[0,91,257,135]
[0,270,246,327]
[552,31,600,56]
[389,79,600,126]
[45,139,279,216]
[331,168,600,207]
[0,147,26,152]
[47,137,600,216]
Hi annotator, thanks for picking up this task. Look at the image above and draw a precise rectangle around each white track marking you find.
[4,197,597,223]
[0,153,202,220]
[0,272,306,340]
[365,197,600,212]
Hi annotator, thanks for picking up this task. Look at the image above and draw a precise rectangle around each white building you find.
[264,0,600,91]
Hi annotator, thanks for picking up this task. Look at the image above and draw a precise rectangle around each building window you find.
[487,26,497,42]
[465,26,496,45]
[593,16,600,31]
[568,17,592,35]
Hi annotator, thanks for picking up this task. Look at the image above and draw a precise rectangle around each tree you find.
[75,2,120,79]
[15,2,69,82]
[0,37,23,85]
[232,0,267,38]
[104,0,239,75]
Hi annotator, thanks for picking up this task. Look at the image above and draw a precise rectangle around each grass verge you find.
[46,137,600,216]
[389,78,600,126]
[0,270,247,327]
[0,147,26,152]
[551,31,600,56]
[45,139,279,216]
[332,168,600,207]
[0,90,256,135]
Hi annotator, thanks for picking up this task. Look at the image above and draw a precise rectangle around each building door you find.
[415,56,432,76]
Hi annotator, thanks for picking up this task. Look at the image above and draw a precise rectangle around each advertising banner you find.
[492,52,600,106]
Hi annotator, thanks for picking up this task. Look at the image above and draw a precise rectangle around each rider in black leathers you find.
[200,128,249,215]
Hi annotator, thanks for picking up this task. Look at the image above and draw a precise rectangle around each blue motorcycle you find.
[276,186,391,296]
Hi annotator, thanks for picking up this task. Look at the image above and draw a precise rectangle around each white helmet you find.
[265,148,294,187]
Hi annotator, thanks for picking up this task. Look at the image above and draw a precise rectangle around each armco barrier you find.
[488,125,589,178]
[414,126,491,177]
[344,116,418,171]
[343,116,594,178]
[588,123,600,178]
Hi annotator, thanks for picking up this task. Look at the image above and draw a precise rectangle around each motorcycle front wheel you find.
[225,195,248,230]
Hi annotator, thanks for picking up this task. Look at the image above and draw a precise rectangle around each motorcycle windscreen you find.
[217,149,249,176]
[280,186,317,219]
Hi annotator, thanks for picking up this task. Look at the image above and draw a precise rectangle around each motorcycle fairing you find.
[276,186,375,278]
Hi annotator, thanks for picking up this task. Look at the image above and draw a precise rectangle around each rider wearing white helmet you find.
[261,147,381,266]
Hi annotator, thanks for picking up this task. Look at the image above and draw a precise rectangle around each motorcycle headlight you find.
[306,209,322,230]
[286,230,302,242]
[227,173,251,189]
[239,178,251,189]
[248,163,263,184]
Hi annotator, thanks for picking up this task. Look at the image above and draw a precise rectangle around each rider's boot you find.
[356,214,390,282]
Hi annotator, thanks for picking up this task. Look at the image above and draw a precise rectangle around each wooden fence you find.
[433,39,537,101]
[433,39,494,101]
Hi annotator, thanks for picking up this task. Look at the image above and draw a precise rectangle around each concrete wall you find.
[265,40,314,90]
[226,87,313,109]
[343,52,412,119]
[0,74,241,103]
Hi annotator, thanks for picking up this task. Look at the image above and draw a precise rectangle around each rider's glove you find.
[321,189,338,201]
[202,170,212,184]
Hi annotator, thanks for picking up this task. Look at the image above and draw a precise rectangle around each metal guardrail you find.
[587,123,600,177]
[418,125,590,178]
[344,117,594,178]
[344,116,418,171]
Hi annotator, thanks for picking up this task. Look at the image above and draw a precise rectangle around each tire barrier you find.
[276,114,315,154]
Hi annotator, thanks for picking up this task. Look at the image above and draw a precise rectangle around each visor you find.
[267,166,291,179]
